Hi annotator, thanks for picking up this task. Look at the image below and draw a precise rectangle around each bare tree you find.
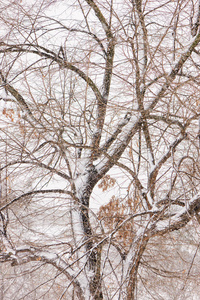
[0,0,200,299]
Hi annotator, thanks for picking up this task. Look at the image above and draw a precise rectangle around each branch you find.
[100,153,152,209]
[84,0,112,39]
[149,192,200,236]
[95,32,200,179]
[99,113,132,154]
[0,71,36,121]
[191,0,200,37]
[84,0,115,156]
[96,115,142,177]
[148,31,200,111]
[43,16,107,56]
[148,133,186,201]
[0,160,71,181]
[0,247,84,300]
[122,192,200,283]
[0,43,103,104]
[147,114,185,131]
[0,189,76,212]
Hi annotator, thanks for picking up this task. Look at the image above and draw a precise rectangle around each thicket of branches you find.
[0,0,200,299]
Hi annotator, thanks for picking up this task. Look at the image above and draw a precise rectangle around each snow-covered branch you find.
[150,192,200,236]
[0,247,84,300]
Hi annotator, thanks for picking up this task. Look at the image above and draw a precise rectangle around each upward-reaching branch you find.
[84,0,115,157]
[149,31,200,111]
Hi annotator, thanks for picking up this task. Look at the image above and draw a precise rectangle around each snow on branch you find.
[99,112,132,154]
[0,246,84,298]
[149,192,200,236]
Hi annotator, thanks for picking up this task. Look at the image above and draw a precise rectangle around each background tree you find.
[0,0,200,299]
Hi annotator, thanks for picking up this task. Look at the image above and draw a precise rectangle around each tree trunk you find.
[122,236,149,300]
